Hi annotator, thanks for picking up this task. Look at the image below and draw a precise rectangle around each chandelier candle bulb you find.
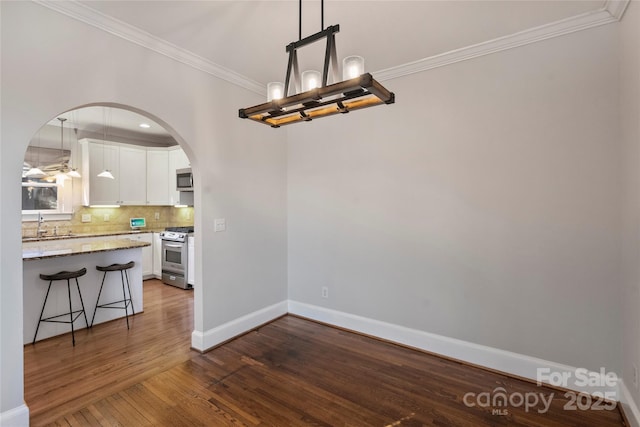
[343,56,364,80]
[302,70,321,92]
[267,82,284,102]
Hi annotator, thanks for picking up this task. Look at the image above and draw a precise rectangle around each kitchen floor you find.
[24,279,194,426]
[25,280,626,426]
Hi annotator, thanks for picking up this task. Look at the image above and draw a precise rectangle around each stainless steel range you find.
[160,226,193,289]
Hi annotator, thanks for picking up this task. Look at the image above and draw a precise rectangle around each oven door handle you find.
[164,243,184,248]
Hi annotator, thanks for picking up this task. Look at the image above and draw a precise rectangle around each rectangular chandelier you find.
[239,16,395,128]
[239,73,395,128]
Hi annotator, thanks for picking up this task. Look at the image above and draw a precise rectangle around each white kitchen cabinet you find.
[146,150,170,205]
[81,140,188,206]
[82,141,120,206]
[188,235,194,286]
[152,232,162,279]
[129,233,153,278]
[118,146,147,205]
[81,140,146,205]
[168,147,190,205]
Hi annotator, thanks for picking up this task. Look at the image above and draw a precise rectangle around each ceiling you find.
[32,106,176,151]
[29,0,607,151]
[78,0,604,86]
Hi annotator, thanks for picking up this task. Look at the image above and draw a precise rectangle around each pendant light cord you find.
[59,118,65,161]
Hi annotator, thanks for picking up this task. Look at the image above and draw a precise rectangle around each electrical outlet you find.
[155,212,160,220]
[103,214,110,222]
[214,218,226,232]
[81,214,91,223]
[321,286,328,298]
[634,364,638,389]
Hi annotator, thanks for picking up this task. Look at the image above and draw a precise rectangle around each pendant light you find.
[54,117,69,185]
[97,107,114,179]
[25,130,46,179]
[240,0,394,128]
[67,111,81,178]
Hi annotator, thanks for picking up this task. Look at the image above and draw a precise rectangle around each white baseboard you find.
[619,380,640,427]
[0,403,29,427]
[287,301,619,398]
[191,301,288,352]
[188,299,637,420]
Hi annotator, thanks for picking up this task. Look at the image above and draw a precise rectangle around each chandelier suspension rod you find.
[299,0,302,40]
[298,0,326,41]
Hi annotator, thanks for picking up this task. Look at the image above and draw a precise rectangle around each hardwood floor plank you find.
[26,280,627,426]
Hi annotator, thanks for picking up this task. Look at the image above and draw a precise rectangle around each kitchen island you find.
[23,238,150,344]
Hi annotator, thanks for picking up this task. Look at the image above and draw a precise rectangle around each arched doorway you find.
[20,103,200,424]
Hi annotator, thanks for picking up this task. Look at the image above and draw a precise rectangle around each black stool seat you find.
[34,268,89,346]
[92,261,135,329]
[96,261,135,272]
[40,268,87,281]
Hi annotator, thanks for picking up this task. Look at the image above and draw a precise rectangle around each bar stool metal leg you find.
[76,277,89,328]
[91,271,108,328]
[67,279,76,346]
[33,280,54,344]
[123,269,135,315]
[120,270,130,329]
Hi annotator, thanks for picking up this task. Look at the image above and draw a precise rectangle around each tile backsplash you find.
[22,205,194,237]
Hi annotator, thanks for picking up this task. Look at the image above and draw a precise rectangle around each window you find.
[22,178,59,210]
[21,176,73,217]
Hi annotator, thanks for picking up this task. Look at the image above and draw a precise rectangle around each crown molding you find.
[604,0,631,20]
[32,0,266,96]
[374,0,630,82]
[34,0,629,90]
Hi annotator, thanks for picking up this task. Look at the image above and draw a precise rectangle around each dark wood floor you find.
[25,279,626,426]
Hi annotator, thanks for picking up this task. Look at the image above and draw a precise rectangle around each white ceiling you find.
[49,106,169,138]
[31,0,607,150]
[78,0,604,85]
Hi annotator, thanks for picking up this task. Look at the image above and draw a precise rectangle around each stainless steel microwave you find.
[176,168,193,191]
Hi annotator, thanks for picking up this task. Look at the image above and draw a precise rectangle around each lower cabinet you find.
[152,232,162,279]
[128,233,153,278]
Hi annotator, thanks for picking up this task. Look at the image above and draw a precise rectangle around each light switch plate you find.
[214,218,226,232]
[81,214,91,223]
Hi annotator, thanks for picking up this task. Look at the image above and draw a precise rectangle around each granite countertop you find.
[23,238,151,261]
[22,229,165,243]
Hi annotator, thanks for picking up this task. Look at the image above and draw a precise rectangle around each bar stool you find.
[92,261,135,329]
[33,268,89,346]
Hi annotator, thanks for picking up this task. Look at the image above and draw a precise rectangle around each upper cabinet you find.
[82,141,119,206]
[118,145,147,205]
[146,149,170,205]
[80,139,188,206]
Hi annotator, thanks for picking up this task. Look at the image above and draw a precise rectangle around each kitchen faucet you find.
[36,212,46,237]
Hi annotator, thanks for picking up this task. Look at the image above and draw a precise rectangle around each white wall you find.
[0,1,287,421]
[2,0,637,423]
[620,0,640,412]
[288,24,622,372]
